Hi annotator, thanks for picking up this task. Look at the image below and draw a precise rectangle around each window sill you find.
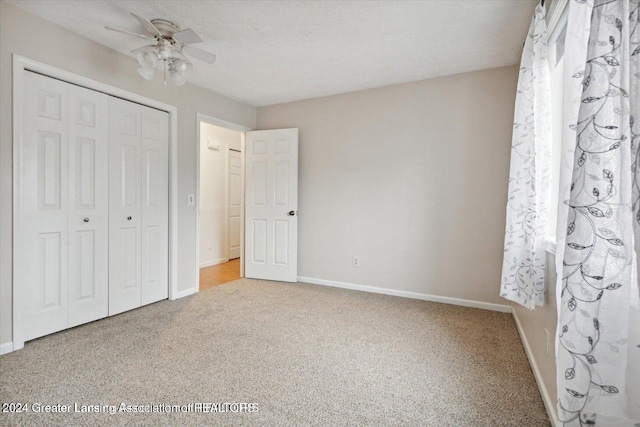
[545,237,557,256]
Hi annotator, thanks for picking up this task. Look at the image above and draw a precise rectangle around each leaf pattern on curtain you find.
[633,1,640,306]
[501,3,552,310]
[557,0,640,425]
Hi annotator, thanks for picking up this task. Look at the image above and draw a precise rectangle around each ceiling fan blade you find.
[173,28,202,45]
[183,45,216,64]
[131,45,158,55]
[130,12,162,37]
[105,26,154,40]
[171,49,189,61]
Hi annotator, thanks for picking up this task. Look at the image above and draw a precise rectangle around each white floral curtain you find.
[500,2,552,310]
[555,0,640,425]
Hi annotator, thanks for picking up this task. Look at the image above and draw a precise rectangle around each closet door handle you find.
[83,218,90,223]
[127,216,132,220]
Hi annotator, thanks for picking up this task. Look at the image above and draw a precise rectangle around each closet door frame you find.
[12,55,179,351]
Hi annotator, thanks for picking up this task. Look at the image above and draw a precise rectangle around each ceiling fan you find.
[106,13,216,86]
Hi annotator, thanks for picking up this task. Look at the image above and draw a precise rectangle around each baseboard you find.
[297,276,512,313]
[512,310,559,427]
[0,341,14,355]
[172,287,197,300]
[199,257,229,268]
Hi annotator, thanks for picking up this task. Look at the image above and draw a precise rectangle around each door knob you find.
[288,211,296,216]
[127,216,132,220]
[83,218,90,223]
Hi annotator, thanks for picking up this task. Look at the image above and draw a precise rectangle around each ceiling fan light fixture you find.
[109,12,216,87]
[137,66,155,81]
[173,58,189,73]
[169,71,187,86]
[137,51,158,69]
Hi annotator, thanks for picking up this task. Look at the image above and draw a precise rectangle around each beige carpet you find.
[0,279,550,426]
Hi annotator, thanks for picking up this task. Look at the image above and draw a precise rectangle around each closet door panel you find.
[140,107,169,305]
[16,72,70,342]
[68,85,109,327]
[109,97,142,315]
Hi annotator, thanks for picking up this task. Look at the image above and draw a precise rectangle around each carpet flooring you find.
[0,279,550,426]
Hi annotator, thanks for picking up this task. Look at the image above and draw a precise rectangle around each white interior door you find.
[108,97,142,315]
[16,72,109,342]
[140,107,169,305]
[228,149,242,260]
[245,128,298,282]
[16,73,70,341]
[67,81,110,327]
[109,97,168,314]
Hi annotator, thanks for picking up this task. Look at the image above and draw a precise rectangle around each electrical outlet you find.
[352,256,360,267]
[187,194,195,205]
[545,328,550,355]
[208,241,213,250]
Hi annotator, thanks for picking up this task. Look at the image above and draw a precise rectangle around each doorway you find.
[196,114,249,291]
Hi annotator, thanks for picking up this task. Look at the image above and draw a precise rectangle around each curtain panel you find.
[501,3,552,310]
[556,0,640,425]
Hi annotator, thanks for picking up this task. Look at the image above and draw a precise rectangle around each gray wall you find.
[257,65,518,306]
[0,1,257,346]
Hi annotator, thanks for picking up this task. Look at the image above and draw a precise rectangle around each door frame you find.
[195,113,250,291]
[12,55,179,350]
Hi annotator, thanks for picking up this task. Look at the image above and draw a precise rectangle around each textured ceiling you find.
[7,0,537,107]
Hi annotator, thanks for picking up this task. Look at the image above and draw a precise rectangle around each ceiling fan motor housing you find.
[158,42,173,60]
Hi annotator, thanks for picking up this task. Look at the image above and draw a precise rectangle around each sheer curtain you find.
[555,0,640,425]
[500,2,552,310]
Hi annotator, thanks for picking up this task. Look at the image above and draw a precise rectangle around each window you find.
[545,2,568,253]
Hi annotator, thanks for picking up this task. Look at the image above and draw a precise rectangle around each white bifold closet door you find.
[16,71,109,342]
[16,72,169,345]
[108,97,169,315]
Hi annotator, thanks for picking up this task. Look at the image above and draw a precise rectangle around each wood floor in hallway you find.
[200,258,241,291]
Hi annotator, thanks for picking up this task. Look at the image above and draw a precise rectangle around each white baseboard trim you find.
[0,341,14,355]
[297,276,512,313]
[172,287,197,300]
[512,310,559,427]
[199,257,229,268]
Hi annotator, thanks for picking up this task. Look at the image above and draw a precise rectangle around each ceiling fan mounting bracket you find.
[150,19,181,37]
